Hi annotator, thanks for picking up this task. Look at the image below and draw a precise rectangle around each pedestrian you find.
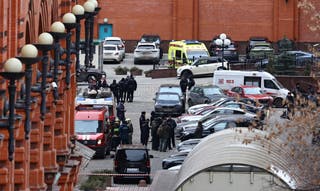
[180,76,188,107]
[139,111,149,145]
[116,101,126,122]
[126,118,133,144]
[98,75,108,89]
[124,76,130,102]
[127,75,137,102]
[110,118,121,150]
[188,76,195,90]
[151,117,162,151]
[166,116,177,149]
[157,120,170,152]
[109,79,120,103]
[118,78,126,102]
[88,76,99,91]
[194,121,203,138]
[119,120,129,144]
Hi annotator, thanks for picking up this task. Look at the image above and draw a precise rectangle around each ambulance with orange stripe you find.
[168,40,210,68]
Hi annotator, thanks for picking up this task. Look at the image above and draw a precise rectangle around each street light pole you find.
[215,33,231,69]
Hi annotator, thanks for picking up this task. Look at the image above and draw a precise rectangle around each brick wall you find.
[0,0,81,191]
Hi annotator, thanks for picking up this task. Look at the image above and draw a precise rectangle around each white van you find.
[213,70,289,107]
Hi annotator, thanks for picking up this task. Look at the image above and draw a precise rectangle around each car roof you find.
[157,92,180,96]
[249,36,268,41]
[104,37,122,40]
[194,84,220,88]
[116,144,148,150]
[236,85,260,88]
[160,84,180,88]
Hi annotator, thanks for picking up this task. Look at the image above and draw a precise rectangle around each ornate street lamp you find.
[87,0,101,66]
[50,21,67,101]
[63,12,77,89]
[16,44,41,139]
[83,1,95,69]
[34,32,54,120]
[0,58,25,161]
[215,33,231,69]
[72,4,85,73]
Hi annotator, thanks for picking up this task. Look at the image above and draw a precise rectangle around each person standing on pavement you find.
[109,79,120,103]
[180,76,188,108]
[118,78,126,102]
[124,76,130,102]
[119,120,129,144]
[166,116,177,149]
[151,117,162,151]
[126,118,133,144]
[194,121,203,138]
[139,111,149,145]
[116,101,126,122]
[127,75,137,102]
[157,120,170,152]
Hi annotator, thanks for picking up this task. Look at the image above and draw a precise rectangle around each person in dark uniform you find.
[180,76,188,108]
[194,121,203,138]
[151,117,162,151]
[98,75,108,89]
[127,75,137,102]
[119,120,129,144]
[116,101,126,122]
[118,78,126,102]
[139,111,149,145]
[166,116,177,149]
[124,76,130,102]
[188,76,195,90]
[109,79,120,103]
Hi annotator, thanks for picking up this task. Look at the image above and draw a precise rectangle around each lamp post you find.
[50,21,67,101]
[63,12,77,89]
[34,32,54,120]
[83,1,95,69]
[16,44,41,139]
[72,4,85,73]
[0,58,25,161]
[88,0,101,67]
[215,33,231,69]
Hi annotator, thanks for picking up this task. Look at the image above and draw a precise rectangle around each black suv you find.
[76,66,106,82]
[140,34,163,59]
[112,145,153,184]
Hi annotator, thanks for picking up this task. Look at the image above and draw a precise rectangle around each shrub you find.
[80,169,112,190]
[114,66,129,75]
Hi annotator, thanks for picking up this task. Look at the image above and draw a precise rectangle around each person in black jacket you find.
[166,116,177,149]
[98,75,108,89]
[116,101,126,122]
[188,76,195,90]
[139,111,149,146]
[180,76,188,94]
[118,78,126,102]
[124,76,130,102]
[109,79,120,103]
[127,75,137,102]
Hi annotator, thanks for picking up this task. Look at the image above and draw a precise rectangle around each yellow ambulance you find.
[168,40,210,68]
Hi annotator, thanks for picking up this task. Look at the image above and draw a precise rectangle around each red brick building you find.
[92,0,319,43]
[0,0,81,190]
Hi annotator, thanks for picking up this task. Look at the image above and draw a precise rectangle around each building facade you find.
[0,0,81,190]
[94,0,320,43]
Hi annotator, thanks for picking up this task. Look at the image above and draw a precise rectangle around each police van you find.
[213,70,289,107]
[168,40,209,68]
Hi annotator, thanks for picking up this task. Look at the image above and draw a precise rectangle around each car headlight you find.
[97,140,102,145]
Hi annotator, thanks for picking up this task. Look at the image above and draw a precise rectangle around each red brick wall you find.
[94,0,320,42]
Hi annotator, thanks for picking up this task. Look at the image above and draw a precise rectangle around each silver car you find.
[187,85,228,106]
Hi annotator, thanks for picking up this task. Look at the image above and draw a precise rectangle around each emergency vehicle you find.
[168,40,210,68]
[74,92,116,158]
[213,70,289,107]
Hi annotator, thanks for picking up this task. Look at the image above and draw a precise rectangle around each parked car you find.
[248,42,274,60]
[134,42,160,65]
[76,66,106,82]
[246,36,269,54]
[103,36,125,59]
[277,50,315,67]
[112,144,153,184]
[158,84,185,109]
[211,43,239,63]
[176,138,202,152]
[187,84,227,106]
[154,92,184,117]
[102,44,122,64]
[226,85,273,106]
[176,57,227,79]
[162,151,189,169]
[140,34,163,58]
[180,115,259,141]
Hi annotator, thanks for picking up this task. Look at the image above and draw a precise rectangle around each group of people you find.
[107,116,134,150]
[109,75,137,103]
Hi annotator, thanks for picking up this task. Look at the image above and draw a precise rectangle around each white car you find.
[177,57,228,79]
[103,37,125,60]
[134,42,160,65]
[102,44,122,63]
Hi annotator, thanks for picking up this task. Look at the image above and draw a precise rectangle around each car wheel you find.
[182,70,192,79]
[273,97,283,108]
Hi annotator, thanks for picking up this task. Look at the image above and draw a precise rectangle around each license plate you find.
[126,168,139,173]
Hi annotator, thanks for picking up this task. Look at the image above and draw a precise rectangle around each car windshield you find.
[138,45,155,49]
[159,87,182,96]
[116,150,147,162]
[158,94,179,101]
[105,40,121,45]
[104,46,116,50]
[75,120,103,133]
[243,87,262,94]
[203,87,224,95]
[186,50,209,60]
[141,36,160,44]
